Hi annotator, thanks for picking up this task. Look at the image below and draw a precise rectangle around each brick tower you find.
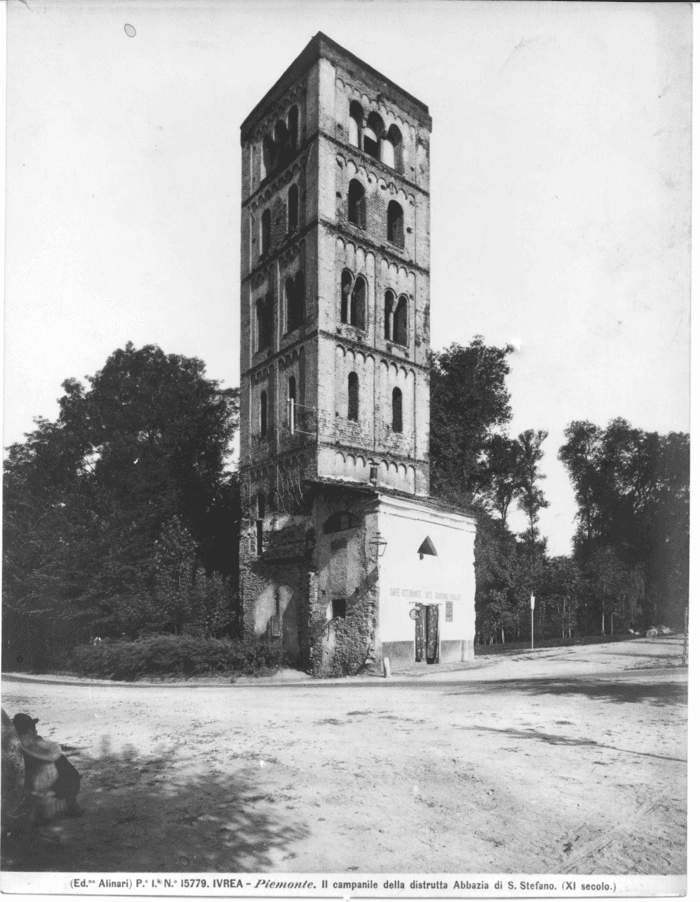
[238,34,475,675]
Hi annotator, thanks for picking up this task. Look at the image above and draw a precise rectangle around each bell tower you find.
[238,34,475,675]
[239,32,432,514]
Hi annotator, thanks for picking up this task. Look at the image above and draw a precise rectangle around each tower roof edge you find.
[240,31,432,141]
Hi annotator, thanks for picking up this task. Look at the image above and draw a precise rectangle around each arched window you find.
[256,492,265,554]
[392,387,403,433]
[288,375,296,433]
[348,179,366,229]
[274,119,288,166]
[384,290,394,340]
[287,184,299,232]
[381,138,395,169]
[256,296,271,351]
[348,372,359,421]
[364,112,384,159]
[393,295,408,346]
[274,120,288,145]
[382,124,403,172]
[260,390,268,437]
[348,100,363,148]
[262,136,274,179]
[387,200,404,247]
[261,209,271,255]
[284,277,295,333]
[350,275,366,330]
[294,271,305,329]
[340,270,353,324]
[287,106,299,153]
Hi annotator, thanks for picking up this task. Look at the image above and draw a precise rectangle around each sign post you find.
[530,594,535,650]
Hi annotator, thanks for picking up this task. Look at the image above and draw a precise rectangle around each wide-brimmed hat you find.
[12,714,62,762]
[12,713,39,734]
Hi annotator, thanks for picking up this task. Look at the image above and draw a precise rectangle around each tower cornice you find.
[241,32,431,141]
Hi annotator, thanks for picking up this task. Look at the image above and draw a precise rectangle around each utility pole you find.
[530,593,535,650]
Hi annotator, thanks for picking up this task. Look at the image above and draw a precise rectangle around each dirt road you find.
[1,638,687,875]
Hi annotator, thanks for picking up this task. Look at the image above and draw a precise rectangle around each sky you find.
[3,0,692,557]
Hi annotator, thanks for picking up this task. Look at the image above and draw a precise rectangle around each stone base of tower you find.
[238,481,476,678]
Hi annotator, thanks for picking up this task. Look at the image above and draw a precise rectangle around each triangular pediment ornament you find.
[418,536,437,558]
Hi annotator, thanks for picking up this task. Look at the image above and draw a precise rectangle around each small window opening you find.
[256,296,271,351]
[287,106,299,155]
[261,209,271,255]
[294,271,305,328]
[324,510,361,533]
[349,101,363,148]
[288,376,296,433]
[256,492,265,555]
[445,601,454,622]
[381,138,395,169]
[350,275,366,330]
[288,184,299,232]
[348,179,366,229]
[332,598,347,619]
[387,200,404,248]
[285,277,295,333]
[392,386,403,433]
[393,296,408,346]
[348,372,359,421]
[384,290,394,340]
[363,126,379,158]
[262,136,274,179]
[384,124,403,172]
[340,270,353,323]
[260,390,268,437]
[274,119,288,167]
[364,112,384,159]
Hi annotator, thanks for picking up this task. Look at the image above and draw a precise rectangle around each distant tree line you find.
[2,339,688,668]
[430,338,689,643]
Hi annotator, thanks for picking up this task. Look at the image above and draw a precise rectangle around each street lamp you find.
[369,530,387,558]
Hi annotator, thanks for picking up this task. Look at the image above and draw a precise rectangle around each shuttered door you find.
[426,604,439,664]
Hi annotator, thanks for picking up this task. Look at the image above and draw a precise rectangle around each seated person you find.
[12,713,83,821]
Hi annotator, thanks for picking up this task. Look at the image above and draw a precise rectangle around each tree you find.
[558,421,604,555]
[3,343,240,637]
[584,546,633,636]
[558,419,689,628]
[430,337,514,506]
[484,434,523,525]
[540,556,582,639]
[515,429,549,549]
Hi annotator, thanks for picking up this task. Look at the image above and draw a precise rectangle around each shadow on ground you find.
[444,676,687,706]
[2,736,308,872]
[454,724,686,763]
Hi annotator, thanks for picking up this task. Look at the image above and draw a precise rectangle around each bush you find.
[71,634,284,681]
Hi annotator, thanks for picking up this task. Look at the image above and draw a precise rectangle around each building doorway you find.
[414,604,440,663]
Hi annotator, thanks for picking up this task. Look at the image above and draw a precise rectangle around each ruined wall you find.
[238,512,315,667]
[307,494,381,677]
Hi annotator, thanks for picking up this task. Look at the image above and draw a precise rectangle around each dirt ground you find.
[1,637,687,875]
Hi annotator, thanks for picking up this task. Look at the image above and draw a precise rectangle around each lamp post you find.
[530,593,535,650]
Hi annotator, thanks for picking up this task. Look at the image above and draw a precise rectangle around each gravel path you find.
[1,638,687,875]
